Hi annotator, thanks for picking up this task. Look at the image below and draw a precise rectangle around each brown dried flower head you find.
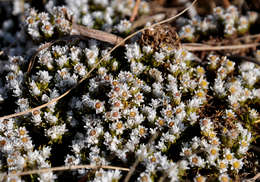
[140,24,180,51]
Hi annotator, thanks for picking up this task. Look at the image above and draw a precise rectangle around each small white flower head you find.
[218,173,231,182]
[41,21,54,37]
[85,47,99,66]
[179,25,195,41]
[30,80,41,96]
[208,54,220,69]
[224,59,235,73]
[206,145,219,163]
[227,5,239,19]
[153,51,165,63]
[198,77,209,90]
[36,70,52,83]
[137,171,153,182]
[214,7,224,18]
[214,77,226,96]
[248,11,258,23]
[224,23,236,37]
[116,19,132,33]
[93,100,105,114]
[131,61,146,75]
[82,14,94,27]
[142,45,153,54]
[238,16,249,33]
[125,43,142,61]
[64,154,80,166]
[112,61,119,71]
[98,67,107,76]
[74,63,87,77]
[70,46,82,62]
[217,159,229,173]
[111,121,125,135]
[223,148,234,163]
[180,145,192,157]
[231,158,243,172]
[149,68,163,82]
[194,174,206,182]
[45,124,68,140]
[188,154,205,167]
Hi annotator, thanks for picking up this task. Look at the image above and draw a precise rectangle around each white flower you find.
[116,19,132,33]
[74,63,87,77]
[125,43,142,61]
[30,80,41,96]
[143,45,153,54]
[154,51,165,62]
[37,70,52,83]
[45,124,68,140]
[189,154,205,167]
[130,61,146,75]
[82,14,94,27]
[85,47,99,66]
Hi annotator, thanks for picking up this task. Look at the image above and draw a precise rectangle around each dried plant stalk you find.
[130,0,141,22]
[72,24,124,45]
[4,164,129,177]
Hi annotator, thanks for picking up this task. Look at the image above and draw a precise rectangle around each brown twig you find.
[244,173,260,182]
[72,24,124,45]
[4,164,129,177]
[130,0,141,22]
[222,0,230,8]
[183,43,259,51]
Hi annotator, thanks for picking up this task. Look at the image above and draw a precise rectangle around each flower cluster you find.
[0,1,259,182]
[178,5,258,41]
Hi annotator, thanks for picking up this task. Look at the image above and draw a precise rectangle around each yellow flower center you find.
[241,141,248,147]
[21,137,28,143]
[95,102,102,109]
[210,148,217,155]
[233,161,240,169]
[166,110,172,117]
[219,162,226,169]
[139,128,145,135]
[220,176,229,182]
[200,80,208,88]
[19,130,26,136]
[158,119,164,126]
[226,154,232,160]
[192,157,198,164]
[130,111,136,117]
[116,122,123,129]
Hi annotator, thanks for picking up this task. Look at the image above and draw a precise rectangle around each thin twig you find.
[4,164,129,177]
[0,0,198,121]
[130,0,141,22]
[235,33,260,41]
[183,43,259,51]
[244,173,260,182]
